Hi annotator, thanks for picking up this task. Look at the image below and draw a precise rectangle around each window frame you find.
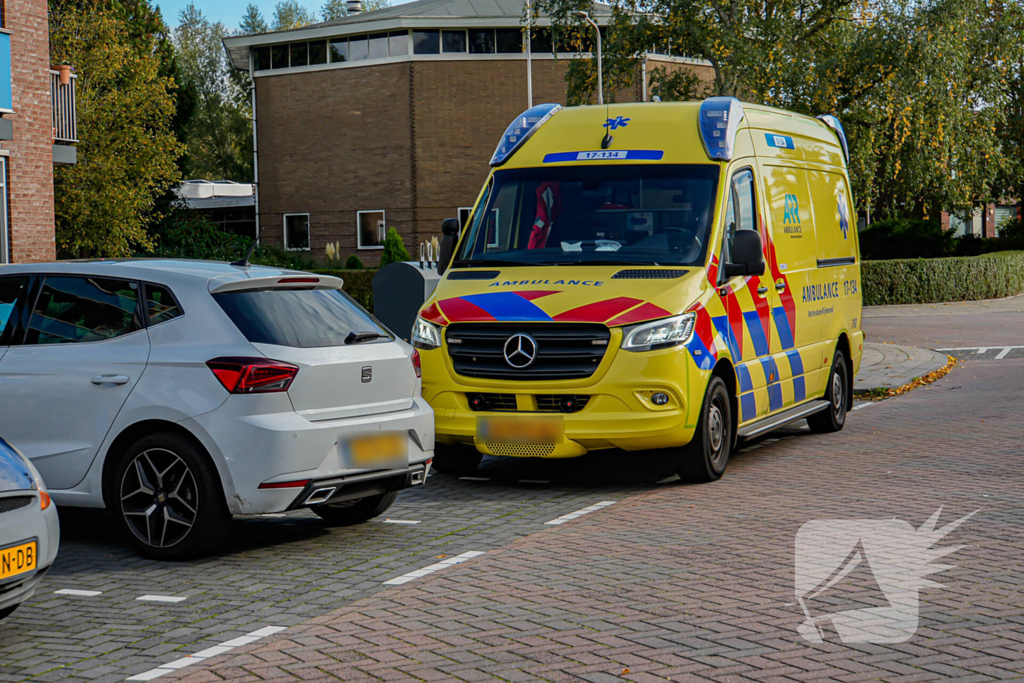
[718,166,760,285]
[283,213,312,252]
[20,274,147,346]
[356,210,386,250]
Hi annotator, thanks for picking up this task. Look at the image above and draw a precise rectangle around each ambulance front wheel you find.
[676,376,732,483]
[433,443,483,475]
[808,350,848,434]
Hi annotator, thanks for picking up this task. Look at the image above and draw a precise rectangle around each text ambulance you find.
[413,97,863,482]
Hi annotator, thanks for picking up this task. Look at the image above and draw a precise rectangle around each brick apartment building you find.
[0,0,78,263]
[223,0,712,265]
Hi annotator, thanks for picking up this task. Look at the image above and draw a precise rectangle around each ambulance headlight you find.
[621,313,696,352]
[412,317,442,350]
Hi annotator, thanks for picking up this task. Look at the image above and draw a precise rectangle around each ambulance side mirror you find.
[724,230,766,278]
[437,218,461,276]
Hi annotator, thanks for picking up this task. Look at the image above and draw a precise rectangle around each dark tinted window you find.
[330,38,348,62]
[309,40,328,64]
[0,276,29,345]
[253,46,271,70]
[290,42,308,67]
[26,276,141,345]
[413,30,440,54]
[145,284,183,326]
[214,288,390,348]
[349,36,369,60]
[530,28,552,53]
[496,28,521,53]
[442,30,466,53]
[469,29,495,54]
[368,32,388,59]
[271,44,289,69]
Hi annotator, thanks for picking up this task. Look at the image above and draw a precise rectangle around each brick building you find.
[0,0,78,263]
[223,0,712,266]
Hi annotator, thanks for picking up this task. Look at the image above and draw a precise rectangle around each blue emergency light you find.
[698,97,745,162]
[490,103,562,167]
[816,115,850,164]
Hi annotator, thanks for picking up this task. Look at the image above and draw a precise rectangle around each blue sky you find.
[155,0,412,30]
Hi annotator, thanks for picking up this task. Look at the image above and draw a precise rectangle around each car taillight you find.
[206,357,299,394]
[411,349,421,378]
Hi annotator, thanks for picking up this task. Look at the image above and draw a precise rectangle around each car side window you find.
[722,168,758,272]
[144,284,182,326]
[25,276,142,345]
[0,276,30,345]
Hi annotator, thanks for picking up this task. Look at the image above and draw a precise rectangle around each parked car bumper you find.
[0,492,59,614]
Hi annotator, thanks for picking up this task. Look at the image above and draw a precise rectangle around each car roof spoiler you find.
[209,274,344,294]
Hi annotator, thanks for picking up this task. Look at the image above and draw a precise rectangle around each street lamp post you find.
[571,10,602,106]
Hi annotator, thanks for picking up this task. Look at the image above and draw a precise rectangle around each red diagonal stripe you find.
[553,297,643,323]
[419,302,447,326]
[437,297,496,322]
[607,302,672,327]
[514,290,561,301]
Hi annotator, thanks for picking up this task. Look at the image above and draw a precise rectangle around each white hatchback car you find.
[0,260,434,559]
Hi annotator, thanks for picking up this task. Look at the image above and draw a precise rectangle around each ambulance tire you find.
[808,350,848,434]
[677,376,732,483]
[432,444,483,475]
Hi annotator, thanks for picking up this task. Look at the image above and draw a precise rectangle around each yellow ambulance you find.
[413,97,863,482]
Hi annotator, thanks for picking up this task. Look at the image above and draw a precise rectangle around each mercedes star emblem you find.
[503,333,538,369]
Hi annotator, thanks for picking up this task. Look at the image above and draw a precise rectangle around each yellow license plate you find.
[0,541,37,581]
[349,433,407,467]
[478,417,563,443]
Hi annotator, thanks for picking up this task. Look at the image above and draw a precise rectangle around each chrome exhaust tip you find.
[410,470,425,486]
[304,487,337,505]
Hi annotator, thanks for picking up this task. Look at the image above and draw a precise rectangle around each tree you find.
[272,0,316,30]
[173,4,253,181]
[239,3,269,33]
[379,228,411,267]
[49,0,183,257]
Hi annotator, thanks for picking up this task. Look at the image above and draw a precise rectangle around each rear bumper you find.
[184,396,435,515]
[285,463,429,511]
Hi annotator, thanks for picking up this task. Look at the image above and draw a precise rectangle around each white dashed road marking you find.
[852,402,874,411]
[938,345,1024,359]
[125,626,286,680]
[459,476,490,481]
[137,595,188,603]
[382,519,421,525]
[54,589,102,597]
[545,501,616,525]
[382,551,485,585]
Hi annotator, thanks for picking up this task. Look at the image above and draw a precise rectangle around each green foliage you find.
[172,4,252,182]
[344,255,365,270]
[239,3,269,33]
[858,219,956,260]
[312,270,377,311]
[862,252,1024,305]
[379,228,411,267]
[50,0,183,257]
[272,0,316,30]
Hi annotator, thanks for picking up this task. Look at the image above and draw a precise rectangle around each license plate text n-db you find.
[0,541,37,581]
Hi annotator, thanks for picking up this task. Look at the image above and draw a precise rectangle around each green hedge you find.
[314,269,377,311]
[862,252,1024,305]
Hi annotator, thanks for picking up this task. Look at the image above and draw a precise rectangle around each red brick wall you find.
[2,0,56,263]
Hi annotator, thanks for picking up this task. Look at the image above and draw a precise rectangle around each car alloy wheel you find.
[120,448,199,549]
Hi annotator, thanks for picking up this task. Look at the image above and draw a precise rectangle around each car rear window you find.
[213,288,391,348]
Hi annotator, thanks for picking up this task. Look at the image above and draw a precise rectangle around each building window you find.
[357,210,385,250]
[442,30,467,53]
[271,44,289,68]
[309,40,328,64]
[388,31,409,56]
[0,158,8,264]
[253,46,271,71]
[368,32,389,59]
[284,214,311,251]
[330,38,349,62]
[290,42,308,67]
[530,28,552,53]
[413,30,440,54]
[496,28,522,53]
[349,35,369,60]
[458,207,473,230]
[469,29,495,54]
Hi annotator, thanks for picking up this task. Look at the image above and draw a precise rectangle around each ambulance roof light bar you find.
[817,115,850,165]
[490,103,562,167]
[698,97,745,162]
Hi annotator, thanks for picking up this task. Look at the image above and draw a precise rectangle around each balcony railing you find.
[50,69,77,144]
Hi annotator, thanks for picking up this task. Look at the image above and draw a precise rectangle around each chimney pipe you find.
[347,0,362,14]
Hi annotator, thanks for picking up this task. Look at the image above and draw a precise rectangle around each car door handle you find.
[757,286,769,296]
[775,282,786,291]
[92,375,130,386]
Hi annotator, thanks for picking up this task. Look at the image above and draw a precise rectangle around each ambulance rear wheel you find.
[677,376,732,483]
[808,350,848,433]
[433,444,482,475]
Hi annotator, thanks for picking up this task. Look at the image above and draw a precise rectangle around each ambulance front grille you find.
[611,269,689,279]
[446,323,610,381]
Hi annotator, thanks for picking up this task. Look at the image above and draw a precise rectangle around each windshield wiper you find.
[452,259,525,268]
[549,259,655,266]
[345,331,384,345]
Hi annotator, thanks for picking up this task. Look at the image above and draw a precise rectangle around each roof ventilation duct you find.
[347,0,362,13]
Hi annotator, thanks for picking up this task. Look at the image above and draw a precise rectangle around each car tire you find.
[677,376,732,483]
[112,432,232,560]
[312,491,398,526]
[0,605,17,621]
[808,350,849,434]
[431,444,483,475]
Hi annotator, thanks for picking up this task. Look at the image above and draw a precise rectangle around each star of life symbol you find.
[604,116,630,130]
[793,507,978,644]
[838,197,850,240]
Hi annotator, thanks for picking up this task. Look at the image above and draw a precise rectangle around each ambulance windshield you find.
[454,165,719,267]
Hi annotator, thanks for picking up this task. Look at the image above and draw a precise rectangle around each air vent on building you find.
[347,0,362,13]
